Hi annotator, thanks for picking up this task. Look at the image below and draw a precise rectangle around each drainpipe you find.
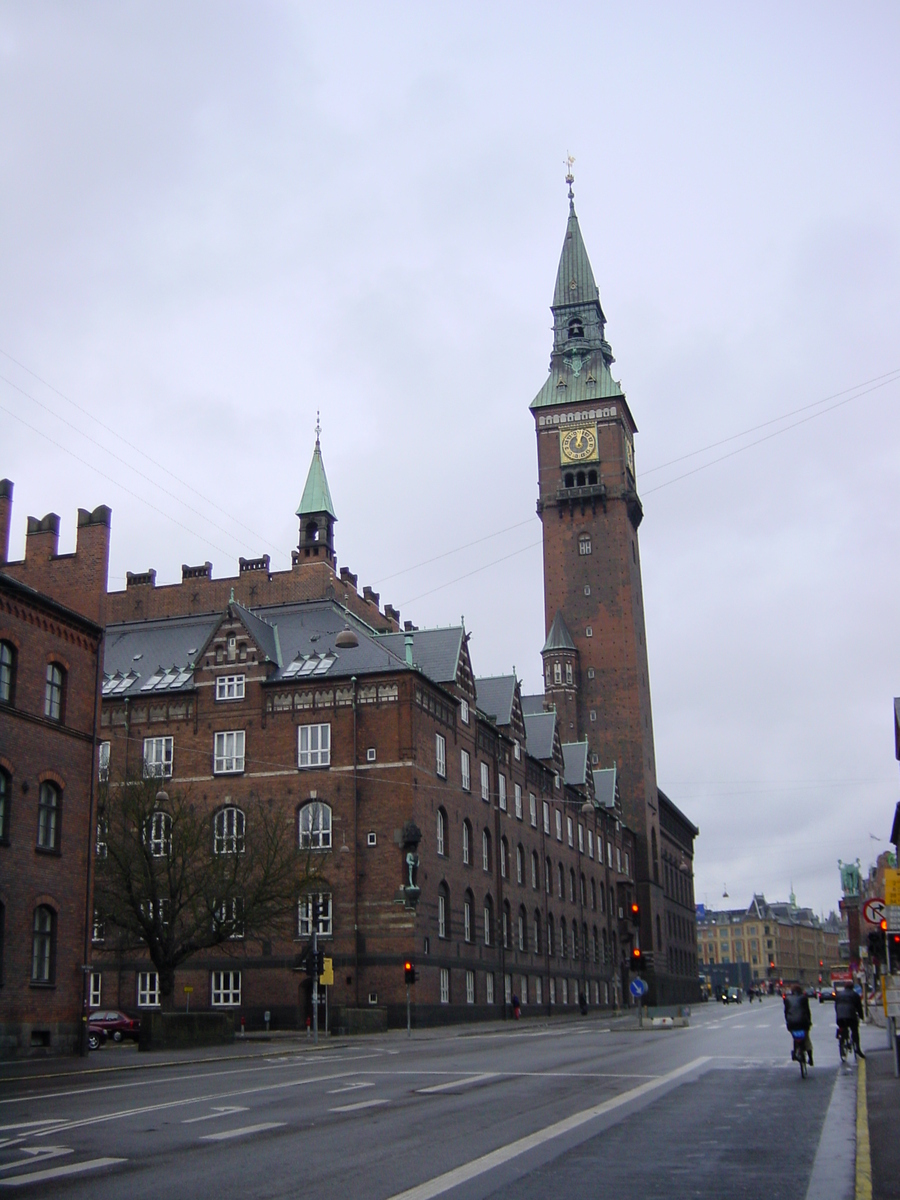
[352,676,359,1010]
[80,627,103,1056]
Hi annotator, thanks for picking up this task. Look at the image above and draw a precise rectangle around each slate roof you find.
[542,611,576,653]
[475,675,516,726]
[593,766,617,809]
[520,693,547,716]
[562,740,589,787]
[524,709,556,761]
[376,626,464,686]
[296,438,336,519]
[103,613,220,697]
[253,602,407,682]
[233,601,281,666]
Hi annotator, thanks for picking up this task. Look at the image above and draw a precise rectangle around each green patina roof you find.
[530,353,623,410]
[553,207,599,309]
[296,439,336,519]
[542,610,576,653]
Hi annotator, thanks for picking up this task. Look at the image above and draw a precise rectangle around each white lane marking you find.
[0,1158,125,1187]
[417,1073,497,1094]
[755,1023,771,1028]
[385,1056,712,1200]
[0,1122,66,1133]
[731,1024,746,1029]
[182,1106,249,1124]
[329,1099,389,1114]
[327,1081,374,1095]
[0,1148,72,1173]
[200,1122,285,1142]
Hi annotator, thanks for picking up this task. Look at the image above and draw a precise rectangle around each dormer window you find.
[567,317,584,339]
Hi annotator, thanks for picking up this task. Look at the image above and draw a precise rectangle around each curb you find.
[855,1057,872,1200]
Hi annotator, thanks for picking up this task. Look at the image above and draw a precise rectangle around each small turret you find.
[296,417,337,567]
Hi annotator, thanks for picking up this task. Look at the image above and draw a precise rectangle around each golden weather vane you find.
[564,153,575,206]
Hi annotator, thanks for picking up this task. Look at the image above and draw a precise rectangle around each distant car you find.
[87,1023,108,1051]
[818,984,837,1003]
[89,1009,141,1042]
[804,986,818,999]
[723,987,742,1005]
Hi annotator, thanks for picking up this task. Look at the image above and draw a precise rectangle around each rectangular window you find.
[543,800,550,835]
[31,908,55,983]
[98,741,110,782]
[513,739,520,761]
[214,897,245,939]
[562,978,569,1005]
[514,784,522,820]
[486,973,495,1004]
[616,847,622,872]
[498,774,507,811]
[440,968,449,1004]
[435,733,446,779]
[529,793,537,827]
[567,816,574,847]
[577,824,584,853]
[555,810,563,842]
[520,976,528,1005]
[298,723,331,768]
[466,969,475,1004]
[504,973,512,1005]
[214,730,245,774]
[92,911,104,943]
[37,783,60,851]
[211,970,241,1006]
[298,892,333,938]
[624,852,630,876]
[536,976,543,1005]
[549,977,556,1005]
[90,972,101,1008]
[480,762,490,802]
[216,675,245,701]
[143,736,173,779]
[460,699,469,725]
[137,971,160,1007]
[438,892,447,938]
[461,750,471,792]
[44,663,64,721]
[587,829,593,859]
[607,841,613,868]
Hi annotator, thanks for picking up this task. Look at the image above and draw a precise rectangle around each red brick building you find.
[92,440,637,1028]
[0,480,110,1056]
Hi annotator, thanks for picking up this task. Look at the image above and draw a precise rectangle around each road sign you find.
[886,905,900,933]
[886,869,900,906]
[183,986,193,993]
[319,956,334,986]
[630,978,648,997]
[863,898,886,926]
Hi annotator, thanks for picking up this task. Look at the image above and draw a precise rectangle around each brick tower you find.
[530,174,675,1003]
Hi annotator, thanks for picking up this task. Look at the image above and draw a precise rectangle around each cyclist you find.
[834,982,865,1058]
[784,983,813,1066]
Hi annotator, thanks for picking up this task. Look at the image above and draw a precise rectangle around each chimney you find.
[0,479,12,565]
[340,567,358,590]
[363,586,380,609]
[25,512,61,563]
[75,504,112,625]
[384,603,400,627]
[404,633,414,668]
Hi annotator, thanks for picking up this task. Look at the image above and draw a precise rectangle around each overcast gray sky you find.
[2,2,899,919]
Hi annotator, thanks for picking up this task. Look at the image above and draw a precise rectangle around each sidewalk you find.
[865,1030,900,1199]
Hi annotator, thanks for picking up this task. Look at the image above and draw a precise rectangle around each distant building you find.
[0,481,110,1057]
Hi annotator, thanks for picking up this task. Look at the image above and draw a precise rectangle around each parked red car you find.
[87,1023,108,1051]
[89,1009,142,1042]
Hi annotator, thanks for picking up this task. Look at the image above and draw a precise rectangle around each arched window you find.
[564,472,575,489]
[567,317,584,339]
[0,641,15,704]
[298,801,332,850]
[531,850,539,890]
[502,901,511,949]
[44,662,65,722]
[576,471,586,487]
[590,878,597,910]
[533,910,542,955]
[587,469,598,485]
[545,856,552,894]
[438,883,449,939]
[547,913,555,957]
[583,922,589,962]
[572,922,579,960]
[306,520,319,544]
[0,767,9,844]
[436,808,447,857]
[569,868,576,904]
[553,662,562,685]
[517,906,525,952]
[482,829,491,872]
[483,894,494,946]
[608,884,615,916]
[145,810,172,857]
[462,819,471,865]
[464,890,474,943]
[36,782,60,851]
[560,917,568,959]
[214,806,245,854]
[602,927,609,964]
[565,662,573,685]
[31,905,56,983]
[516,844,524,885]
[500,836,508,879]
[580,873,587,905]
[557,863,564,899]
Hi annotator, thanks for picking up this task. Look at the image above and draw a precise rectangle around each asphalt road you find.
[0,999,869,1199]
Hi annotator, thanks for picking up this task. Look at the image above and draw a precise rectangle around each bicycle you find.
[790,1029,809,1078]
[837,1020,854,1062]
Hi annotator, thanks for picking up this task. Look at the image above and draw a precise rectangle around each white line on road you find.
[385,1056,712,1200]
[182,1106,249,1124]
[0,1121,66,1132]
[0,1148,72,1173]
[327,1081,374,1095]
[417,1073,497,1094]
[329,1099,390,1114]
[200,1122,285,1142]
[0,1158,125,1187]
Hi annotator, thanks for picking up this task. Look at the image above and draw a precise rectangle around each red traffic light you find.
[631,946,642,964]
[881,918,888,931]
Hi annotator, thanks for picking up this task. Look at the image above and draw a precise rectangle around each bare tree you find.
[94,775,324,1006]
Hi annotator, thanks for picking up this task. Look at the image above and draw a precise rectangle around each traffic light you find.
[404,960,418,985]
[630,946,642,969]
[304,951,317,977]
[630,902,640,927]
[868,929,886,964]
[315,949,325,978]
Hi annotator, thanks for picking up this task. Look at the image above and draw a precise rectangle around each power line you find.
[373,518,538,587]
[399,539,543,607]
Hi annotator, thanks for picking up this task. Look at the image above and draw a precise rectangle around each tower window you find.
[565,663,573,685]
[576,471,586,487]
[578,535,591,556]
[588,469,598,485]
[583,585,590,596]
[553,662,562,685]
[585,627,593,638]
[567,317,584,339]
[587,668,595,679]
[564,473,575,489]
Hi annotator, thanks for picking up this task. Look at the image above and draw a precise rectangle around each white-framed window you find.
[90,972,101,1008]
[44,662,64,721]
[625,852,630,877]
[216,675,245,701]
[214,730,245,774]
[211,970,241,1006]
[298,892,332,938]
[520,976,528,1005]
[464,895,472,942]
[531,851,539,890]
[567,816,574,847]
[440,968,449,1004]
[480,762,490,802]
[435,733,446,779]
[92,910,104,943]
[500,838,507,879]
[298,723,331,768]
[483,898,493,945]
[543,800,550,835]
[214,897,244,939]
[513,739,520,761]
[462,820,471,865]
[137,971,160,1007]
[590,710,597,723]
[461,749,471,791]
[298,801,332,850]
[554,772,560,790]
[460,699,469,725]
[466,969,475,1004]
[587,829,594,859]
[498,774,507,811]
[514,784,522,820]
[536,976,543,1006]
[617,847,622,872]
[578,824,584,853]
[550,977,556,1005]
[578,534,591,556]
[553,662,562,685]
[438,888,448,938]
[486,973,495,1004]
[482,830,490,872]
[530,793,537,828]
[98,741,110,782]
[555,810,563,842]
[517,910,525,951]
[143,736,173,779]
[145,810,172,857]
[608,840,613,868]
[37,782,60,851]
[565,663,573,685]
[504,973,512,1005]
[562,978,569,1005]
[436,808,446,856]
[516,844,524,884]
[214,806,245,854]
[141,898,170,928]
[585,627,593,638]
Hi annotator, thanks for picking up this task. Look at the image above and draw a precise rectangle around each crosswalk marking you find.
[418,1074,497,1095]
[0,1158,125,1187]
[329,1099,389,1113]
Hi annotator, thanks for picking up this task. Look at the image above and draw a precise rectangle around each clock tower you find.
[531,177,678,1003]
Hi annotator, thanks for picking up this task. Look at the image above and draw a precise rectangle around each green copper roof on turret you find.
[552,202,600,310]
[296,426,336,520]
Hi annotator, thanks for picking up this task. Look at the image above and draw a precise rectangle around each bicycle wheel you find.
[839,1032,847,1062]
[799,1049,808,1079]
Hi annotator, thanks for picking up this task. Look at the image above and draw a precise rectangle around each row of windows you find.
[0,771,63,852]
[0,643,67,723]
[115,801,336,860]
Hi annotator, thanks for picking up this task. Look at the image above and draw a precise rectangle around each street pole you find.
[406,983,411,1038]
[312,901,319,1046]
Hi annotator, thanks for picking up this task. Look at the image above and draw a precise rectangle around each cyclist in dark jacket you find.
[784,985,813,1066]
[835,983,865,1058]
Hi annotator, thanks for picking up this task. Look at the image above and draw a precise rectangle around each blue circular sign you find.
[629,978,648,997]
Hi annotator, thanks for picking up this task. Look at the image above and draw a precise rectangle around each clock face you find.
[560,425,599,464]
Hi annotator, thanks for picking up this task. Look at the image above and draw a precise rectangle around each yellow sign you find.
[885,869,900,906]
[183,986,193,993]
[319,957,334,987]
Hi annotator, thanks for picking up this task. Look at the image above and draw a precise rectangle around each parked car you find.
[89,1009,142,1042]
[87,1023,108,1051]
[818,984,837,1003]
[723,986,743,1005]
